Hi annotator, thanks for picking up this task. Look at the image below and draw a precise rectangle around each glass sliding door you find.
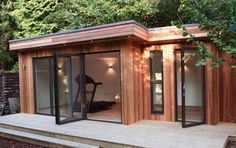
[175,49,205,128]
[34,57,54,115]
[54,55,85,124]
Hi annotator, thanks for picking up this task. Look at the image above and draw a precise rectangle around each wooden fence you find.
[0,72,19,115]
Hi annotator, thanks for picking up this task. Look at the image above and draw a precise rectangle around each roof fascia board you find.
[10,21,148,51]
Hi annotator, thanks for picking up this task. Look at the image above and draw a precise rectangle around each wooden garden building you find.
[9,20,236,127]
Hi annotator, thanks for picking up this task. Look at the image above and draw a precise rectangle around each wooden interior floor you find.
[87,103,121,122]
[177,106,204,122]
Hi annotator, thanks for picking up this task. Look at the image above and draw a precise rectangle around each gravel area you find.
[0,137,46,148]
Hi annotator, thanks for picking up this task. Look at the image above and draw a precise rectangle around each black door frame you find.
[174,48,206,128]
[54,51,122,124]
[54,54,85,124]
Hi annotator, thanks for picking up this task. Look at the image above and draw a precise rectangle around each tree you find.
[11,0,60,38]
[0,0,17,70]
[151,0,180,27]
[11,0,184,38]
[176,0,236,69]
[12,0,159,38]
[3,0,180,70]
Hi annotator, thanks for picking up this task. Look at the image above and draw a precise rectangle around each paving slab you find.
[0,113,236,148]
[0,127,98,148]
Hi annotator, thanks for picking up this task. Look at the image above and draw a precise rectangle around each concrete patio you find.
[0,113,235,148]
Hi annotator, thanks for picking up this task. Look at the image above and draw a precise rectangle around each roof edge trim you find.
[10,20,147,43]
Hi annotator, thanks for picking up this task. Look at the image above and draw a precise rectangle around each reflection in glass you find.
[57,57,82,122]
[34,58,54,115]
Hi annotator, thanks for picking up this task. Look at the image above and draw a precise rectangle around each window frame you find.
[150,50,164,114]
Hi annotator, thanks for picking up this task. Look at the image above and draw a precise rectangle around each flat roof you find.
[9,20,208,51]
[10,20,147,43]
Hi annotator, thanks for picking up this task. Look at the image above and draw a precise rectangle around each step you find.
[0,127,98,148]
[0,123,138,148]
[224,136,236,148]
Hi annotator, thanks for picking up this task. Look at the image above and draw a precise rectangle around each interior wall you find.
[85,52,120,102]
[176,52,203,107]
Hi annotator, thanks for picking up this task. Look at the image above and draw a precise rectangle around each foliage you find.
[151,0,180,27]
[176,0,236,69]
[5,0,236,71]
[10,61,18,72]
[1,0,181,70]
[0,0,17,70]
[11,0,60,38]
[12,0,159,38]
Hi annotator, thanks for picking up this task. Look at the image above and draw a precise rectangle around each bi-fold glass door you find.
[54,54,86,124]
[54,51,122,124]
[175,48,205,128]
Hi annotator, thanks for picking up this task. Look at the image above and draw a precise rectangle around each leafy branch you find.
[173,0,236,70]
[0,0,17,70]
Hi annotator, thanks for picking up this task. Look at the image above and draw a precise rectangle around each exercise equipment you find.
[73,75,114,113]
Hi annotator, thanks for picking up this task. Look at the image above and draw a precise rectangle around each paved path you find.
[0,113,236,148]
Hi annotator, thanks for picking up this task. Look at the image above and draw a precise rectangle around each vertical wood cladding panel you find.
[205,43,236,124]
[19,40,236,125]
[142,45,175,122]
[205,43,220,125]
[221,53,236,123]
[120,41,144,124]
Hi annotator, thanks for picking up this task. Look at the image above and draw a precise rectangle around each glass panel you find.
[85,52,122,122]
[150,51,164,113]
[71,56,82,118]
[176,51,182,121]
[56,56,82,123]
[34,58,54,115]
[184,50,204,125]
[176,49,205,127]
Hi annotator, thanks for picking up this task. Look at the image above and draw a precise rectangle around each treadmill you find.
[73,75,114,113]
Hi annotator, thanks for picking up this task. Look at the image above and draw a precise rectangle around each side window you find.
[150,51,164,114]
